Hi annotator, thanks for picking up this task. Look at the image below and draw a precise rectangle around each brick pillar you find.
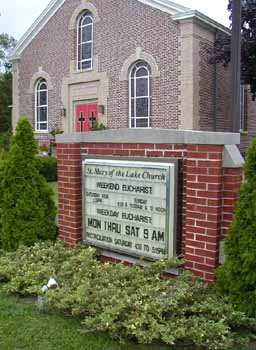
[56,143,82,247]
[221,167,243,240]
[184,145,223,282]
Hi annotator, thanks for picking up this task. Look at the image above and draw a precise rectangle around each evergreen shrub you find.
[0,118,56,251]
[216,139,256,317]
[0,131,11,151]
[38,156,57,182]
[0,241,255,350]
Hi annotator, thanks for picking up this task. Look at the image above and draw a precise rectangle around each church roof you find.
[138,0,190,14]
[10,0,228,61]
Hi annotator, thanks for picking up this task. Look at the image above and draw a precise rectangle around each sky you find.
[0,0,231,41]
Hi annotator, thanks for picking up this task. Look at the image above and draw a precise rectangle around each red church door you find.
[76,104,98,133]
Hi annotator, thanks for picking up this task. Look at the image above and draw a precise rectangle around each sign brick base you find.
[56,129,244,283]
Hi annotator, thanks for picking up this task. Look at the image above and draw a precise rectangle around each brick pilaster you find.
[56,143,82,247]
[184,145,223,282]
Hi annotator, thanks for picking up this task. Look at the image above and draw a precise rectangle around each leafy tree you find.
[0,33,16,72]
[0,118,56,251]
[0,33,16,136]
[211,0,256,98]
[216,138,256,317]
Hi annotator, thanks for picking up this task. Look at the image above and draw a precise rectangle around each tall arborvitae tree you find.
[216,139,256,317]
[0,118,56,251]
[211,0,256,98]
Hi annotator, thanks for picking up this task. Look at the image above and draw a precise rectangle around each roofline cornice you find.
[11,1,230,60]
[173,10,231,35]
[11,0,190,60]
[137,0,189,15]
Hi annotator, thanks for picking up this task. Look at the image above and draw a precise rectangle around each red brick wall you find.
[18,0,180,137]
[56,141,243,283]
[199,41,232,133]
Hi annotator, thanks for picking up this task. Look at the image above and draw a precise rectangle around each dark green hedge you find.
[38,156,57,182]
[216,139,256,317]
[0,118,56,251]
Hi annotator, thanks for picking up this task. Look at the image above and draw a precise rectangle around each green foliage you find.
[0,242,255,349]
[91,120,106,131]
[0,33,16,72]
[0,148,8,162]
[0,241,70,293]
[0,33,16,139]
[216,138,256,317]
[0,131,11,152]
[0,73,12,133]
[50,128,64,137]
[211,1,256,98]
[0,118,56,251]
[38,156,57,182]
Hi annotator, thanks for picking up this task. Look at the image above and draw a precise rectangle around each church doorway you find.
[76,104,98,133]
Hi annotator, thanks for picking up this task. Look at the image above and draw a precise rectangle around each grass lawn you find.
[48,181,58,206]
[0,292,174,350]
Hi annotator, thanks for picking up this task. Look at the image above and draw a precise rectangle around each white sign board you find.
[82,159,176,260]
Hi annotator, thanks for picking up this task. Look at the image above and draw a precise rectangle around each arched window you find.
[129,61,152,128]
[35,78,48,132]
[77,11,93,71]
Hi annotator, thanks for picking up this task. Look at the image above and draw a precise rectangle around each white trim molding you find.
[10,0,66,61]
[173,10,230,35]
[120,48,160,81]
[137,0,189,15]
[28,68,53,94]
[35,78,49,133]
[10,0,229,61]
[10,0,189,61]
[69,0,100,30]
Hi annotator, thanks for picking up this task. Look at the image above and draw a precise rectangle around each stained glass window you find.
[129,62,152,128]
[77,12,93,71]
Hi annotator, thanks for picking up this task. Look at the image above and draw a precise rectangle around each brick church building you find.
[11,0,256,153]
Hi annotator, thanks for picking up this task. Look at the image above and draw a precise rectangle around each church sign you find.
[82,159,176,260]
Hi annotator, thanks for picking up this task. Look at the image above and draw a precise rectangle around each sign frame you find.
[82,157,178,260]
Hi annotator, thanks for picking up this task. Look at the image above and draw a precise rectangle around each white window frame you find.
[77,12,93,71]
[35,79,49,133]
[129,62,152,129]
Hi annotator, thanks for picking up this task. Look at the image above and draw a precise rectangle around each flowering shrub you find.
[0,241,255,349]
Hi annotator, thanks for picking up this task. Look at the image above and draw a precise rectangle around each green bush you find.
[0,118,56,251]
[0,158,6,248]
[38,156,57,182]
[90,120,106,131]
[50,128,64,137]
[216,139,256,317]
[0,241,71,293]
[0,131,11,151]
[0,241,255,349]
[0,148,8,161]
